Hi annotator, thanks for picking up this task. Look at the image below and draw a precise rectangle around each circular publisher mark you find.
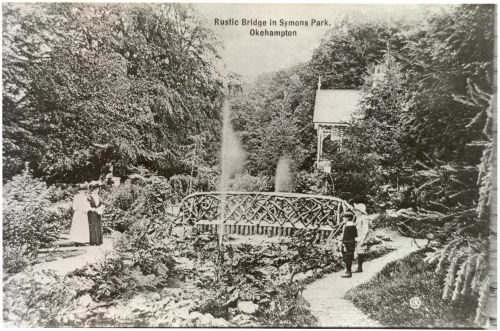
[409,296,422,309]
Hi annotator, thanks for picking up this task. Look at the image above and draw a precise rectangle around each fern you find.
[442,252,461,300]
[427,238,489,326]
[451,259,467,301]
[474,278,489,324]
[461,255,475,296]
[471,255,486,292]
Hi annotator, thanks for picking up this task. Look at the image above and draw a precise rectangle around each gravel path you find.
[32,237,114,276]
[302,230,427,327]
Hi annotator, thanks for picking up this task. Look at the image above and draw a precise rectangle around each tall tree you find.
[230,22,399,177]
[3,3,224,182]
[397,4,495,163]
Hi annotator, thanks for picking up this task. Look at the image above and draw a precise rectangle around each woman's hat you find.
[78,183,89,190]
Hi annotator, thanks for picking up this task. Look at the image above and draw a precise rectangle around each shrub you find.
[102,174,174,232]
[68,211,177,301]
[54,206,74,231]
[3,245,30,274]
[68,224,177,301]
[3,170,65,274]
[3,269,91,327]
[257,282,317,327]
[46,184,77,203]
[114,218,177,280]
[227,174,272,192]
[372,184,416,210]
[68,251,135,301]
[293,171,327,195]
[167,174,191,203]
[191,169,219,192]
[101,182,139,232]
[192,229,342,327]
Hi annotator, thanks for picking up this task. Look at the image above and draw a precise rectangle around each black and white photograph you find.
[1,2,497,328]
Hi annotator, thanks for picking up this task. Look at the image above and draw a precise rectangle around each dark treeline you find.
[3,3,224,183]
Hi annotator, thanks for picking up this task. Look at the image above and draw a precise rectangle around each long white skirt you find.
[69,210,89,243]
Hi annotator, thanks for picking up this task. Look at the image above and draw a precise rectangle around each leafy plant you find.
[227,174,272,192]
[102,173,174,232]
[191,229,343,327]
[293,171,327,195]
[257,282,317,327]
[3,169,65,274]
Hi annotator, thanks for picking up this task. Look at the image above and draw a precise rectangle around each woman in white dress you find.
[69,189,91,245]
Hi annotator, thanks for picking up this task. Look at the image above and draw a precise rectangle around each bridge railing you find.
[174,191,355,238]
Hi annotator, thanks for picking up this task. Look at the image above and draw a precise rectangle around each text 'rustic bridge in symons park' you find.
[174,191,356,239]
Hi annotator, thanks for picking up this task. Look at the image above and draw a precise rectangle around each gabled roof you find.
[313,89,363,125]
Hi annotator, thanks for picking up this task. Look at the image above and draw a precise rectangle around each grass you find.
[344,249,480,328]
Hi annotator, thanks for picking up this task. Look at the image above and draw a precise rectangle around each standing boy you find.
[341,212,357,278]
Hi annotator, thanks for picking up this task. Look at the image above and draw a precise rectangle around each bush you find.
[192,229,342,327]
[4,218,180,326]
[293,171,327,195]
[69,254,129,301]
[257,282,317,327]
[227,174,272,192]
[69,204,178,301]
[3,245,30,274]
[46,184,77,203]
[114,218,176,280]
[191,168,219,193]
[68,220,177,302]
[54,206,74,231]
[372,184,416,210]
[102,174,174,232]
[167,174,192,203]
[3,170,65,274]
[3,269,93,327]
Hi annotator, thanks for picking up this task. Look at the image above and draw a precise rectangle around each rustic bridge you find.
[175,191,356,239]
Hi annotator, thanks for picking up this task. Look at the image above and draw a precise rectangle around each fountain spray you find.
[218,99,245,262]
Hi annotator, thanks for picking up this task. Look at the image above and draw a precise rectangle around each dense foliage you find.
[230,22,396,178]
[102,172,173,233]
[3,170,68,274]
[344,5,494,325]
[4,225,349,327]
[229,4,494,325]
[3,3,224,183]
[102,168,219,232]
[395,6,493,324]
[68,220,177,301]
[181,229,345,327]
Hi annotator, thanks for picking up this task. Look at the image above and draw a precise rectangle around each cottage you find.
[313,78,363,172]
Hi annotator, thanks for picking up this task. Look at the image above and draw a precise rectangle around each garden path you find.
[302,229,427,327]
[33,237,114,276]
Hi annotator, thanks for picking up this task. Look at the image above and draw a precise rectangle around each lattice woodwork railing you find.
[174,191,355,238]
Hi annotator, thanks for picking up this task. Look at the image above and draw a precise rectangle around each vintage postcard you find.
[2,2,496,328]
